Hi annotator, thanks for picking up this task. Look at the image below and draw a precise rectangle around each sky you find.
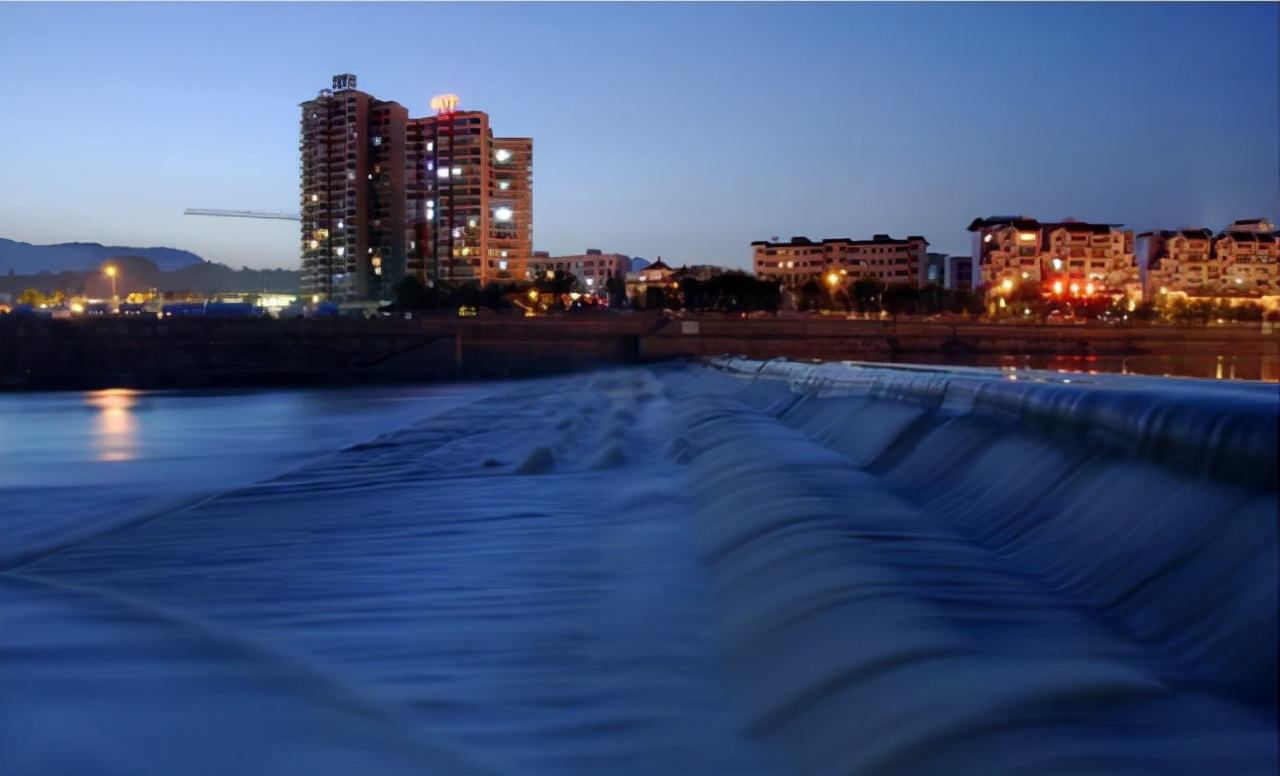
[0,2,1276,271]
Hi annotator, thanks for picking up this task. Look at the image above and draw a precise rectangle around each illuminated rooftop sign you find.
[431,94,460,114]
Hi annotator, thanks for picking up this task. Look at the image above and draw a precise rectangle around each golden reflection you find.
[86,388,139,462]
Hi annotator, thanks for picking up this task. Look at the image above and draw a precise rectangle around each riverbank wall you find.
[2,312,1276,390]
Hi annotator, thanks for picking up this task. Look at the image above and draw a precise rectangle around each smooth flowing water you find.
[1,365,1276,774]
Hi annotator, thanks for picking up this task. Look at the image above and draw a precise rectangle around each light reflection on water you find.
[86,388,140,462]
[0,383,507,568]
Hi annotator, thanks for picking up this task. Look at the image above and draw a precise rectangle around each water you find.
[886,352,1280,382]
[0,384,503,569]
[1,365,1276,774]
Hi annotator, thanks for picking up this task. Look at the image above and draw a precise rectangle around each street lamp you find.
[105,266,118,302]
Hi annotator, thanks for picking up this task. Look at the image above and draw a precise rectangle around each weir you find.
[670,358,1277,773]
[2,361,1275,774]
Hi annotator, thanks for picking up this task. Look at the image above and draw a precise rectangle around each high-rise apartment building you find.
[406,101,533,286]
[299,75,407,302]
[299,76,531,301]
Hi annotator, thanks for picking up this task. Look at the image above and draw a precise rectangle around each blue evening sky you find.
[0,2,1276,270]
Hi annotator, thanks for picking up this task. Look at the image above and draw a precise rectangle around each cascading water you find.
[2,362,1275,774]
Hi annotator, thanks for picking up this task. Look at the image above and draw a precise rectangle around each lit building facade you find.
[300,76,532,301]
[525,250,631,292]
[946,255,973,291]
[299,75,408,302]
[968,217,1140,303]
[626,258,676,300]
[1139,219,1279,297]
[406,100,533,287]
[923,252,948,286]
[752,235,929,287]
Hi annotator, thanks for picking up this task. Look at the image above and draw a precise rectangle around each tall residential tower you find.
[406,97,533,286]
[299,75,532,302]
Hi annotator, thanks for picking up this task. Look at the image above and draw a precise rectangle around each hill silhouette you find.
[0,238,206,274]
[0,255,301,300]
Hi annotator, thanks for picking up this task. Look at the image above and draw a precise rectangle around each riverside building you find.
[752,235,929,288]
[967,216,1140,304]
[299,75,532,302]
[527,250,632,293]
[1136,219,1278,298]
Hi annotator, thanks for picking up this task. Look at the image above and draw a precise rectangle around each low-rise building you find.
[923,253,948,286]
[1137,219,1277,298]
[752,234,929,288]
[946,255,974,291]
[524,249,631,293]
[626,258,676,305]
[969,217,1140,303]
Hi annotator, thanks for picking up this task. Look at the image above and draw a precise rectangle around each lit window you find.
[335,247,345,257]
[494,206,514,221]
[497,181,511,191]
[452,166,462,176]
[495,149,513,162]
[498,260,508,270]
[437,168,449,179]
[426,141,434,152]
[373,136,382,147]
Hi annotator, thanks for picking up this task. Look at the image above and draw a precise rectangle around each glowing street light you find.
[1001,278,1013,292]
[105,265,118,301]
[826,272,840,288]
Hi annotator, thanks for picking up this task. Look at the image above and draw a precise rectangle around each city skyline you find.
[0,2,1276,272]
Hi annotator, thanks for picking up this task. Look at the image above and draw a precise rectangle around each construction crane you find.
[185,208,301,221]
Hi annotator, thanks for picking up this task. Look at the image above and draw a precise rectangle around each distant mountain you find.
[629,257,651,272]
[0,256,301,300]
[0,238,206,275]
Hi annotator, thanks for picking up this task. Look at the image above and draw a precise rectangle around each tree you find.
[881,284,921,321]
[797,279,823,312]
[851,277,885,314]
[677,277,706,311]
[392,276,432,310]
[479,281,510,313]
[920,282,948,314]
[604,274,627,308]
[644,286,668,310]
[16,288,47,306]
